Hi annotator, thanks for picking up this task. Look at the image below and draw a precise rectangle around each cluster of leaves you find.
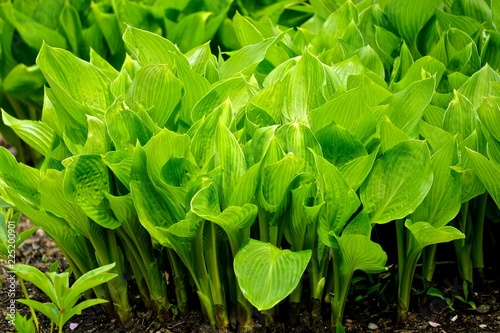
[0,0,264,163]
[1,0,500,332]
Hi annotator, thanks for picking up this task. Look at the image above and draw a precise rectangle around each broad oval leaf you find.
[361,140,433,223]
[234,239,311,311]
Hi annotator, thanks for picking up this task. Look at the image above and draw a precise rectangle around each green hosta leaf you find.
[63,155,120,229]
[123,26,179,67]
[168,11,211,53]
[280,122,322,173]
[406,220,465,249]
[229,163,260,207]
[90,49,119,81]
[493,0,500,31]
[380,116,409,153]
[259,154,305,211]
[191,181,257,253]
[411,139,461,227]
[331,56,366,87]
[465,148,500,208]
[477,97,500,143]
[387,77,435,138]
[346,74,392,107]
[233,12,264,46]
[234,239,311,311]
[419,120,454,154]
[190,101,232,168]
[215,121,246,207]
[443,91,476,143]
[0,148,40,206]
[309,88,376,142]
[59,1,84,57]
[339,148,379,191]
[219,35,282,79]
[0,2,67,50]
[105,99,153,151]
[144,128,191,183]
[130,146,185,245]
[281,50,326,122]
[355,46,385,80]
[102,150,133,189]
[82,116,110,155]
[39,170,89,235]
[284,182,316,250]
[248,80,286,124]
[2,64,45,98]
[337,234,387,274]
[37,44,112,114]
[316,123,367,166]
[391,57,445,92]
[191,77,256,123]
[2,110,53,156]
[458,64,500,109]
[386,0,441,54]
[125,65,183,128]
[361,140,433,224]
[312,151,360,241]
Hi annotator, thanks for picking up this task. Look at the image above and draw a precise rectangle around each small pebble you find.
[368,323,378,330]
[479,324,487,329]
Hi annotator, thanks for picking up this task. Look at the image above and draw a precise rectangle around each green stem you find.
[397,248,422,323]
[192,222,217,328]
[88,228,133,324]
[206,223,229,330]
[421,245,437,284]
[166,249,189,314]
[19,277,39,332]
[396,219,406,286]
[331,269,352,328]
[472,193,488,282]
[258,208,270,243]
[453,202,473,285]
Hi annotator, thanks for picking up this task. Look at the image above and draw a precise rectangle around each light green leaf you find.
[125,65,183,128]
[406,220,465,249]
[309,87,376,142]
[219,36,281,79]
[105,99,153,151]
[316,123,367,166]
[63,155,120,229]
[361,140,433,223]
[465,148,500,208]
[234,239,311,311]
[281,50,326,122]
[411,139,461,227]
[443,91,476,143]
[387,77,435,138]
[312,151,360,241]
[339,148,379,191]
[2,110,53,155]
[1,2,67,50]
[338,234,387,274]
[37,43,112,114]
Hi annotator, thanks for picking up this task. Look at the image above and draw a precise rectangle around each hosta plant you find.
[1,0,500,332]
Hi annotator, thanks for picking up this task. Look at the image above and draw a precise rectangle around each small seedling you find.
[10,262,118,333]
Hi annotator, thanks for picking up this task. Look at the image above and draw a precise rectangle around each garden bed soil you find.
[1,219,500,333]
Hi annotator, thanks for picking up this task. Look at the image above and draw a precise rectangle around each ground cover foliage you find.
[1,0,500,332]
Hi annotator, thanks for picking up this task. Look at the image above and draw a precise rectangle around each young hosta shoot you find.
[10,263,117,333]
